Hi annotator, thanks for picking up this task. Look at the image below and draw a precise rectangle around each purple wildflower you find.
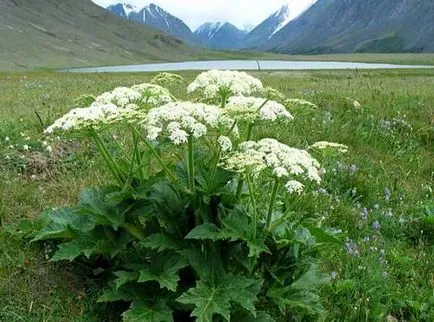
[345,239,360,257]
[384,188,391,201]
[372,220,381,231]
[360,208,369,221]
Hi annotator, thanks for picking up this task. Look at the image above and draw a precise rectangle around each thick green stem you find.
[132,128,145,184]
[265,179,280,237]
[235,123,254,198]
[187,136,196,194]
[246,175,258,240]
[91,131,124,185]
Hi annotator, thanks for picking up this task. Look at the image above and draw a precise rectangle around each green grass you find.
[0,69,433,321]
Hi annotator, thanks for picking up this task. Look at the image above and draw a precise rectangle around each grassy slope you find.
[1,0,434,71]
[0,69,433,320]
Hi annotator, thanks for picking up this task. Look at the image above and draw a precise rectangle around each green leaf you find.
[32,207,94,242]
[231,311,276,322]
[138,253,188,291]
[177,274,262,322]
[268,264,330,315]
[220,208,270,257]
[78,188,125,229]
[141,233,181,252]
[185,224,221,241]
[302,223,342,245]
[123,300,173,322]
[50,235,98,261]
[114,271,139,289]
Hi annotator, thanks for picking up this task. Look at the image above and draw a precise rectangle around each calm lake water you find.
[64,60,433,73]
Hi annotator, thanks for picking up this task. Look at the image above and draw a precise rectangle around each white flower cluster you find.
[131,83,174,107]
[151,72,184,86]
[217,136,233,152]
[95,87,142,107]
[142,102,233,145]
[187,70,263,98]
[45,102,143,134]
[311,141,349,153]
[221,138,321,191]
[224,96,293,123]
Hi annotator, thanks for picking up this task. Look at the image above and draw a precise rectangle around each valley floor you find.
[0,69,433,321]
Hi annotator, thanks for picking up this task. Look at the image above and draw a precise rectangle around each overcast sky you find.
[91,0,316,30]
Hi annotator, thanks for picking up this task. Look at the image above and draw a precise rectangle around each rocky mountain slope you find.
[264,0,434,53]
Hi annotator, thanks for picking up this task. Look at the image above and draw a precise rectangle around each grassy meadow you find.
[0,69,433,321]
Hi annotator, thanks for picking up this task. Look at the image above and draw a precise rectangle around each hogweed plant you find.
[33,71,345,321]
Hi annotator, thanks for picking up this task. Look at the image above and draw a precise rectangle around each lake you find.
[63,60,434,73]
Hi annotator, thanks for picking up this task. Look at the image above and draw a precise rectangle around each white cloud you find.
[91,0,316,31]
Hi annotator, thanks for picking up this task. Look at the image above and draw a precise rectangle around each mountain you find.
[106,3,197,44]
[194,22,247,49]
[0,0,210,71]
[244,4,291,48]
[264,0,434,54]
[129,3,197,43]
[106,3,137,18]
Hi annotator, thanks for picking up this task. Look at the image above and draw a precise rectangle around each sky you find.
[91,0,316,31]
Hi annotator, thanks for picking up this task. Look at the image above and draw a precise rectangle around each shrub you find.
[33,70,345,321]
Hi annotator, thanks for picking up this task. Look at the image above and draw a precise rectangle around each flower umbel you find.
[142,102,233,144]
[220,138,322,191]
[187,70,263,98]
[224,96,293,123]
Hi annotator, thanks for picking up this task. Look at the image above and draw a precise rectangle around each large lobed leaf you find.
[177,273,262,322]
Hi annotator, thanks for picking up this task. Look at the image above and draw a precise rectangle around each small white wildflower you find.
[311,141,349,153]
[224,96,293,123]
[5,136,10,142]
[285,180,305,194]
[45,145,53,153]
[217,136,232,152]
[23,144,30,151]
[187,70,263,98]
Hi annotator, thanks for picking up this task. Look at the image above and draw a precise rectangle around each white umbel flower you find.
[285,180,305,194]
[142,102,233,145]
[95,87,142,107]
[151,73,184,86]
[220,138,321,186]
[131,83,174,107]
[311,141,349,153]
[224,96,293,123]
[217,136,233,152]
[44,102,144,134]
[187,70,263,98]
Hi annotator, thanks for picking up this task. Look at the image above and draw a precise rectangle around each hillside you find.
[264,0,434,54]
[0,0,207,71]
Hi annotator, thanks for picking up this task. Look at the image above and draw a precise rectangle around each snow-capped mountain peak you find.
[195,22,228,40]
[122,3,137,16]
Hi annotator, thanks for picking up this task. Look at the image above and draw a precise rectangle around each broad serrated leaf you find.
[268,264,329,315]
[114,271,139,289]
[138,253,188,291]
[185,224,221,241]
[141,233,181,252]
[177,274,262,322]
[50,235,98,261]
[178,280,231,322]
[78,188,125,229]
[123,300,173,322]
[220,208,270,257]
[32,208,94,242]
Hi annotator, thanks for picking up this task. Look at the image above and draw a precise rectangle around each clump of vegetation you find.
[32,70,348,321]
